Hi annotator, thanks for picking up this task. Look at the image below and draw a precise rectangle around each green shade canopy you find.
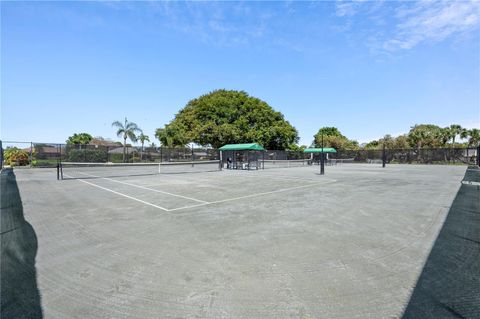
[303,148,337,153]
[219,143,265,151]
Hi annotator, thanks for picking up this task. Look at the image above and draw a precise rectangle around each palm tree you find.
[138,133,150,161]
[449,124,463,147]
[112,118,142,162]
[465,128,480,147]
[438,128,451,161]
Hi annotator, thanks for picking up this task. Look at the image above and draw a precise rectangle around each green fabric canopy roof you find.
[219,143,265,151]
[303,147,337,153]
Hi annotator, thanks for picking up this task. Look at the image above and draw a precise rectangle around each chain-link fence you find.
[0,141,221,167]
[385,148,478,165]
[322,148,478,165]
[1,141,479,168]
[1,141,61,168]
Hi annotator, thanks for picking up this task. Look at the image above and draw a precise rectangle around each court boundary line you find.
[77,172,208,204]
[64,174,170,212]
[168,179,337,212]
[234,171,324,183]
[67,173,336,212]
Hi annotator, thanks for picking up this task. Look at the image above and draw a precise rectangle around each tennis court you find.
[2,163,478,318]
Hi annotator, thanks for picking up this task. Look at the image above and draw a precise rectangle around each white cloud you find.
[384,0,480,51]
[335,0,480,53]
[335,1,359,17]
[138,2,274,48]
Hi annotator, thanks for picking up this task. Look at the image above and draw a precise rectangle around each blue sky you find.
[2,1,479,146]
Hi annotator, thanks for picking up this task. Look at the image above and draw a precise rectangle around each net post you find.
[320,152,325,175]
[219,150,223,171]
[320,132,325,175]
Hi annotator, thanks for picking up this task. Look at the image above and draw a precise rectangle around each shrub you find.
[66,149,108,162]
[4,147,30,166]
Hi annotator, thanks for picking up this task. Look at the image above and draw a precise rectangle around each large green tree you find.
[112,118,142,162]
[66,133,93,145]
[393,135,409,149]
[155,90,299,149]
[407,124,443,150]
[313,127,358,149]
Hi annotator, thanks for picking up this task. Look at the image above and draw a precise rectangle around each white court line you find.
[237,172,322,183]
[168,179,337,212]
[67,173,336,213]
[65,174,170,212]
[77,172,208,204]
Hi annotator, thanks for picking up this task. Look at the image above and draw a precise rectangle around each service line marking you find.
[65,174,170,212]
[67,173,336,213]
[168,179,337,212]
[77,172,208,204]
[236,172,324,183]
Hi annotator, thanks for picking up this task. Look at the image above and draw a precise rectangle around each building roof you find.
[219,143,265,151]
[108,146,138,154]
[303,148,337,153]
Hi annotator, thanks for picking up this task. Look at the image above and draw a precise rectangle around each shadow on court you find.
[402,166,480,318]
[1,168,43,318]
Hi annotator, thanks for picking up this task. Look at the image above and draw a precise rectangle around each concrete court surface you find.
[1,164,476,318]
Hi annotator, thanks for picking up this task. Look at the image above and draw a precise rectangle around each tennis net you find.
[262,159,308,169]
[59,160,221,180]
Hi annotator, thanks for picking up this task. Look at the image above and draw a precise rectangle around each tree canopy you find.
[407,124,444,149]
[363,134,409,150]
[66,133,93,145]
[155,90,299,149]
[461,128,480,147]
[362,124,475,150]
[313,127,359,150]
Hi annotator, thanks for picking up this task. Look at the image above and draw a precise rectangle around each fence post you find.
[477,146,480,166]
[0,140,3,169]
[382,144,386,168]
[191,146,194,167]
[30,142,33,168]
